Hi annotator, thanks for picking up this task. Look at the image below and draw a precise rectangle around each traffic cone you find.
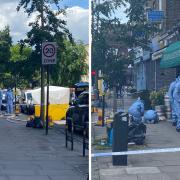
[15,105,20,115]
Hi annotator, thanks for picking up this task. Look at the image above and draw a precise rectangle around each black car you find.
[66,91,89,136]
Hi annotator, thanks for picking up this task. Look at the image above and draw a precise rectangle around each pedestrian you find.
[0,88,2,114]
[6,88,14,114]
[172,78,180,131]
[168,78,178,126]
[128,97,144,124]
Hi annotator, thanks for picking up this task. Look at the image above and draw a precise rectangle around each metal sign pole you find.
[42,41,57,135]
[15,75,17,114]
[46,65,50,135]
[102,94,105,127]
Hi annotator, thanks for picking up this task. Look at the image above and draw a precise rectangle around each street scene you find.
[91,0,180,180]
[0,0,89,179]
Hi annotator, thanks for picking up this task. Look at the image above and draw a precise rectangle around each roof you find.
[74,82,89,87]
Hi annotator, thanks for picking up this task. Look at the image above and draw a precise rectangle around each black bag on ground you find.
[128,123,146,145]
[26,120,35,127]
[26,117,43,129]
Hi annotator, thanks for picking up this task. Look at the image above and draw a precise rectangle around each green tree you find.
[17,0,72,81]
[92,0,159,87]
[0,26,12,88]
[9,44,36,88]
[51,40,88,87]
[0,26,12,72]
[92,1,129,89]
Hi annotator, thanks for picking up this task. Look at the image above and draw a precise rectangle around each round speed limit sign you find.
[42,42,57,65]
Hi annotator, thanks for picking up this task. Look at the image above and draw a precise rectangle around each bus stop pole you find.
[46,65,50,135]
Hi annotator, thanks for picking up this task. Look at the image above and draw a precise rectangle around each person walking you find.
[172,78,180,131]
[6,88,14,115]
[168,78,178,126]
[0,89,2,114]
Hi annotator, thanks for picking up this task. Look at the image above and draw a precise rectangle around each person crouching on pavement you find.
[128,97,145,124]
[6,88,14,115]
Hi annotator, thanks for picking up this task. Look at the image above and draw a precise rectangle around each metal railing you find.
[65,119,89,157]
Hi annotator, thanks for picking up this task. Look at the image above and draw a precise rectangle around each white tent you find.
[28,86,70,105]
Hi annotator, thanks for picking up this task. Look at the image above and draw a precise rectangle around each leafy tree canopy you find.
[92,0,159,88]
[51,40,88,87]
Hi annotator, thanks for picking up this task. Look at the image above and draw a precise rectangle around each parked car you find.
[20,91,34,115]
[74,82,89,98]
[66,91,89,136]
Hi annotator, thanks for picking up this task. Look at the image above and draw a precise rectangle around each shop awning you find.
[160,41,180,68]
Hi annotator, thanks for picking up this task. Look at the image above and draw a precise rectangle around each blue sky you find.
[60,0,89,8]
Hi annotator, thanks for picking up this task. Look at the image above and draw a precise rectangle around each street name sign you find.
[42,42,57,65]
[147,10,164,22]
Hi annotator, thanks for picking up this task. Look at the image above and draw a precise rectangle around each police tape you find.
[92,147,180,157]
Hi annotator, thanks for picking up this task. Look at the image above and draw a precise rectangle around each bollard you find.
[83,122,86,157]
[112,112,128,166]
[65,124,68,148]
[71,119,74,151]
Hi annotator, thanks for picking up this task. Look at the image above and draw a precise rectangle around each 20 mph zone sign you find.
[42,42,57,65]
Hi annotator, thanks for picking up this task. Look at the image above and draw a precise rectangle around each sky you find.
[115,6,129,23]
[0,0,89,44]
[60,0,88,8]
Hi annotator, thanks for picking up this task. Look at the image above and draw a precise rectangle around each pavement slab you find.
[100,174,138,180]
[137,174,172,180]
[126,167,161,174]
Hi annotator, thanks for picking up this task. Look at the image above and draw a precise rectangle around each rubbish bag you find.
[144,110,158,124]
[26,120,35,127]
[26,117,43,129]
[128,123,146,145]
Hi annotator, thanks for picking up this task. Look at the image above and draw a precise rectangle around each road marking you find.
[92,147,180,157]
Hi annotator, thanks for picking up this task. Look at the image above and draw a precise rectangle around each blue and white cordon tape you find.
[92,147,180,158]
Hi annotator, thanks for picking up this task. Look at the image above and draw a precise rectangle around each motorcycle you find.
[128,115,146,145]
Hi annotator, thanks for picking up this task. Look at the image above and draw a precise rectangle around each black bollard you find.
[112,112,128,166]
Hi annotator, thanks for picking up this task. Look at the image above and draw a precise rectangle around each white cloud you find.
[0,2,30,43]
[0,2,89,44]
[62,6,89,43]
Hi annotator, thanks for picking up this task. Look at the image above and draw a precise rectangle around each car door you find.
[74,93,89,127]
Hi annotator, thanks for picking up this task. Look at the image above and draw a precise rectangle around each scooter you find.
[128,115,146,145]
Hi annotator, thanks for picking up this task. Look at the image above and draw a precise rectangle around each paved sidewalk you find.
[92,121,180,180]
[0,115,88,180]
[92,96,180,180]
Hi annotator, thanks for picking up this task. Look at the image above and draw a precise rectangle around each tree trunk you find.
[113,86,117,113]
